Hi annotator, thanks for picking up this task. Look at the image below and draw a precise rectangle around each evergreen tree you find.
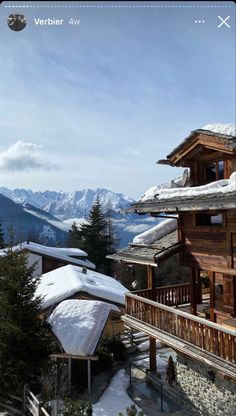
[0,218,5,249]
[0,244,51,397]
[67,221,81,248]
[78,197,112,273]
[104,205,118,276]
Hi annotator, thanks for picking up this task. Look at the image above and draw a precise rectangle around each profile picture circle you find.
[7,13,27,31]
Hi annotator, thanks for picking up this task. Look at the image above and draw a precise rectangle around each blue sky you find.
[0,1,235,198]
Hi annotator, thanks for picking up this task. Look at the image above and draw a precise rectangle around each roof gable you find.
[158,126,236,167]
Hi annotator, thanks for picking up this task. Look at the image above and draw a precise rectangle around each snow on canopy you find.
[141,171,236,202]
[48,300,119,356]
[133,218,177,245]
[202,123,236,136]
[36,264,128,309]
[0,241,95,270]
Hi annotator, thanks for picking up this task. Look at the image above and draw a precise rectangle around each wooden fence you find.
[23,387,50,416]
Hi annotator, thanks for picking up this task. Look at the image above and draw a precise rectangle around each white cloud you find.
[0,141,55,172]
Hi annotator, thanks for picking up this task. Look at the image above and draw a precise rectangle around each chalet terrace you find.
[110,124,236,415]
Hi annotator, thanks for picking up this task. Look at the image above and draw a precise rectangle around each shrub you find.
[102,337,126,361]
[118,404,144,416]
[62,398,92,416]
[93,342,113,373]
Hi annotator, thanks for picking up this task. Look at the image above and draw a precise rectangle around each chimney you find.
[82,267,87,274]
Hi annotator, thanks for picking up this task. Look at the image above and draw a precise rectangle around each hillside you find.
[0,194,68,245]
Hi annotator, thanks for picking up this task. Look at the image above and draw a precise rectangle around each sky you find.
[0,1,235,199]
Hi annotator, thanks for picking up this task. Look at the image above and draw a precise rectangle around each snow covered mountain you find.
[0,194,68,245]
[0,187,135,220]
[0,187,160,247]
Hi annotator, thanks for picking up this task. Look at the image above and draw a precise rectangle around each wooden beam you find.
[205,266,236,276]
[50,353,98,361]
[209,271,216,322]
[149,337,157,372]
[68,358,71,395]
[88,359,91,394]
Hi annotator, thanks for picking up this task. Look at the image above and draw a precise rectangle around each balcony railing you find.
[126,290,236,364]
[134,283,191,307]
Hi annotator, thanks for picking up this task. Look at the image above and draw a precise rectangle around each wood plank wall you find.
[180,209,236,271]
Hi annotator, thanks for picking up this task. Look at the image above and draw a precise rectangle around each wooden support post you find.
[209,271,216,322]
[87,359,91,395]
[68,357,72,395]
[149,337,157,373]
[147,265,155,291]
[190,268,197,315]
[196,269,202,304]
[55,357,59,416]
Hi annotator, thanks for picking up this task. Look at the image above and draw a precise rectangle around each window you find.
[205,161,224,183]
[195,213,223,226]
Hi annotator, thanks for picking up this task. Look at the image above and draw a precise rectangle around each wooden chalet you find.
[111,125,236,413]
[37,264,127,337]
[0,241,95,275]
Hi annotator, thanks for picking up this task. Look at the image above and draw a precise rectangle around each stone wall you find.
[173,353,236,416]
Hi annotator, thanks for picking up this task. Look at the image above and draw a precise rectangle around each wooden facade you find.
[118,127,236,376]
[41,255,66,274]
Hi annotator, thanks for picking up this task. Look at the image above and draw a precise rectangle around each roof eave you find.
[130,193,236,214]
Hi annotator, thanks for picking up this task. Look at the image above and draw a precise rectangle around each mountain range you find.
[0,187,159,247]
[0,187,135,219]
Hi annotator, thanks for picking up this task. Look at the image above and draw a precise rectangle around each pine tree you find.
[78,197,111,273]
[67,221,81,248]
[0,244,51,397]
[0,218,5,249]
[104,205,118,276]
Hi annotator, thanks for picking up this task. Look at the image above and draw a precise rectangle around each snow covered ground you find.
[93,369,146,416]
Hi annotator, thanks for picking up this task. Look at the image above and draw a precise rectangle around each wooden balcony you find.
[124,284,236,369]
[134,283,191,307]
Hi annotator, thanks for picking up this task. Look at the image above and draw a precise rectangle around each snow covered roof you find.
[0,241,95,270]
[24,241,87,257]
[201,124,236,137]
[128,172,236,214]
[108,227,181,267]
[36,264,128,309]
[141,172,236,202]
[132,218,177,245]
[48,300,119,356]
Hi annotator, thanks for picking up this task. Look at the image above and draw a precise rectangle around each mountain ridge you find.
[0,187,135,220]
[0,187,159,247]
